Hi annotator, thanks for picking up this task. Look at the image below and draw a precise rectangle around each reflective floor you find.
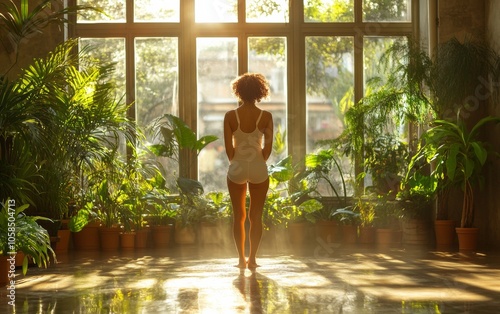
[2,238,500,313]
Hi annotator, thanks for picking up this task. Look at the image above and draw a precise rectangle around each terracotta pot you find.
[402,219,431,246]
[175,224,196,245]
[135,228,150,249]
[198,221,222,245]
[315,220,339,243]
[120,232,136,250]
[151,225,173,248]
[55,229,71,253]
[99,226,121,251]
[456,227,479,251]
[73,222,101,251]
[341,225,358,244]
[288,222,309,248]
[375,228,394,247]
[434,220,455,249]
[358,226,376,245]
[0,255,15,286]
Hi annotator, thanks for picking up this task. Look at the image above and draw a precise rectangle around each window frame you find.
[68,0,419,182]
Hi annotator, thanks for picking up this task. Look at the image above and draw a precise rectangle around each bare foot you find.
[234,263,247,269]
[234,259,247,269]
[247,260,260,269]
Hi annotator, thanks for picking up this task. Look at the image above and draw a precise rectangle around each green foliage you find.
[148,114,218,162]
[303,148,348,204]
[432,37,500,118]
[407,116,500,227]
[0,201,55,275]
[0,0,100,76]
[68,202,97,233]
[201,191,231,223]
[331,207,360,226]
[363,135,409,196]
[354,197,375,227]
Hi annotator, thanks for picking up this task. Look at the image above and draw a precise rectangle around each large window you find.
[71,0,416,193]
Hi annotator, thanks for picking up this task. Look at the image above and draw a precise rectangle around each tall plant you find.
[407,116,500,228]
[0,0,110,217]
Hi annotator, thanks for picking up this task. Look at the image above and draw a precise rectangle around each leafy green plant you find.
[147,113,218,163]
[0,0,99,77]
[354,197,375,227]
[0,201,54,275]
[407,116,500,228]
[264,155,314,228]
[201,191,231,224]
[303,148,349,204]
[331,207,360,226]
[68,202,98,233]
[174,177,207,227]
[364,135,409,196]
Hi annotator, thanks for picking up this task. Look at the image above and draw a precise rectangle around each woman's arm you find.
[223,111,235,161]
[262,112,273,161]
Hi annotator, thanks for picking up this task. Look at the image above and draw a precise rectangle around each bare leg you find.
[247,178,269,269]
[227,177,247,268]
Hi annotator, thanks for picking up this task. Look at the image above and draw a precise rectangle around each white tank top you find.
[232,109,264,162]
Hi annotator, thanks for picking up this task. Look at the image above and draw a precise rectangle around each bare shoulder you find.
[261,110,273,122]
[260,109,272,118]
[224,110,236,122]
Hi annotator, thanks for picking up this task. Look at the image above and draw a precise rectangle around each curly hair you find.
[231,73,270,103]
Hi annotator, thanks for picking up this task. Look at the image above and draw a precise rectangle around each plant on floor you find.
[354,197,375,228]
[264,155,315,228]
[147,113,218,167]
[331,207,360,226]
[174,177,207,227]
[406,116,500,228]
[146,114,218,227]
[200,191,232,224]
[0,0,102,211]
[0,201,54,275]
[303,148,349,205]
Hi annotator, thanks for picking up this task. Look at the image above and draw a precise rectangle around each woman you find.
[224,73,273,269]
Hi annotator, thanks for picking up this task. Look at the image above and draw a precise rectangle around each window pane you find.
[79,38,126,98]
[363,36,408,190]
[77,0,125,22]
[135,0,180,22]
[363,0,411,22]
[306,36,355,196]
[304,0,354,23]
[248,37,287,163]
[135,38,179,128]
[247,0,289,23]
[79,38,126,154]
[195,0,237,23]
[135,38,179,186]
[197,38,238,192]
[363,37,406,95]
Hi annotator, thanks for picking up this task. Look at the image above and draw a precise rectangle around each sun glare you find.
[195,0,238,23]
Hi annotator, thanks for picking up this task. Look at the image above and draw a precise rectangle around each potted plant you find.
[331,207,360,245]
[301,147,353,244]
[146,114,218,245]
[284,198,323,249]
[364,135,409,198]
[354,197,376,245]
[0,0,108,255]
[119,145,166,249]
[265,155,319,248]
[407,116,500,250]
[372,197,402,247]
[0,201,55,285]
[198,191,232,246]
[145,187,177,249]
